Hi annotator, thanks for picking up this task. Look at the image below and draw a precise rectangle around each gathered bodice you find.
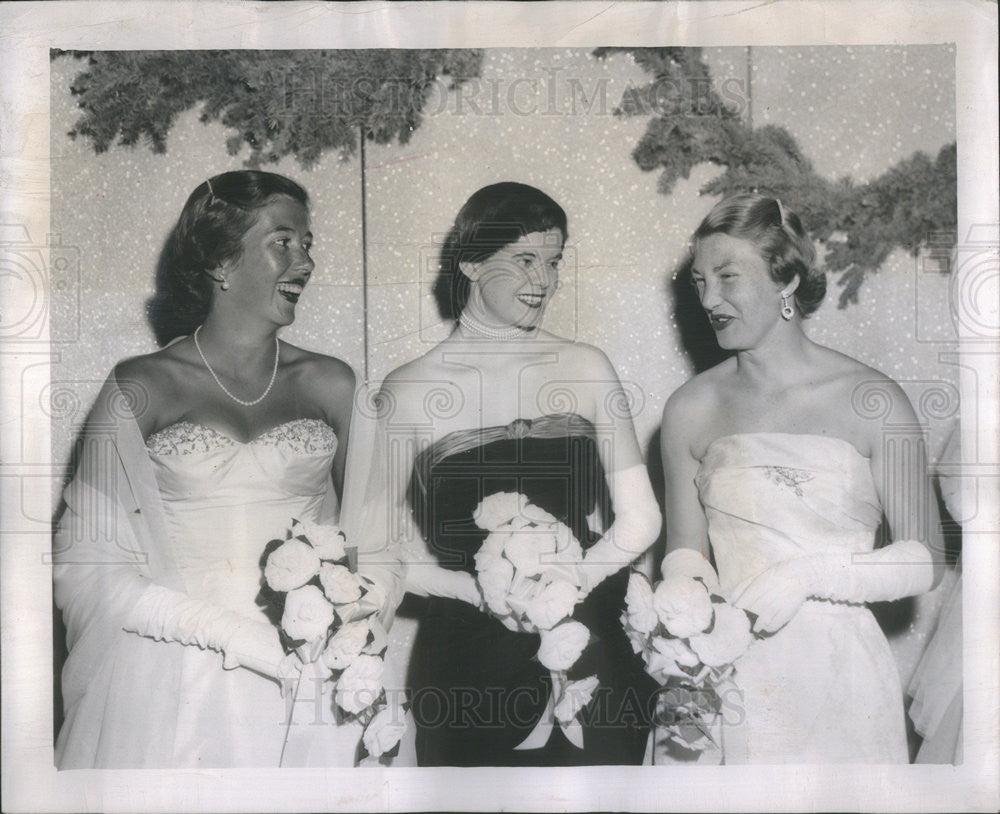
[146,418,338,616]
[408,413,611,575]
[696,433,882,596]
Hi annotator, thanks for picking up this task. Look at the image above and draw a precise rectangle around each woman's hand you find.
[222,617,293,678]
[731,559,814,634]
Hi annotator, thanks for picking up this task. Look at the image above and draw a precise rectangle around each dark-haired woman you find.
[53,171,399,768]
[660,193,943,762]
[377,182,661,766]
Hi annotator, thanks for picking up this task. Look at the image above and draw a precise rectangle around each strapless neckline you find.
[703,431,868,463]
[146,418,336,456]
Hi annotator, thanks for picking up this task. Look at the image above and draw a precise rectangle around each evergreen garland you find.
[595,47,957,306]
[53,49,484,168]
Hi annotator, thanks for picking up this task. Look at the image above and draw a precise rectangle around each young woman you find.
[53,171,399,768]
[375,182,661,766]
[659,193,943,763]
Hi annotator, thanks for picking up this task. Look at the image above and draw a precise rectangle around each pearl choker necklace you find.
[193,326,280,407]
[458,312,532,340]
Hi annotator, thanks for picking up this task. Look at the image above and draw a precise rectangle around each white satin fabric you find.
[697,433,909,763]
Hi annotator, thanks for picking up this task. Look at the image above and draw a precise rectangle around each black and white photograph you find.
[1,1,997,811]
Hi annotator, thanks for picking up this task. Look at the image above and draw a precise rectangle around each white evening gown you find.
[696,433,909,763]
[137,418,363,767]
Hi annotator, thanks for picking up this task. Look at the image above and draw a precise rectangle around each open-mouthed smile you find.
[708,313,734,330]
[277,281,305,304]
[517,292,545,309]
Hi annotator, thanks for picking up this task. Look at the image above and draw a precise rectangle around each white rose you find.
[553,675,600,724]
[335,654,385,715]
[688,602,754,667]
[477,555,515,616]
[510,501,558,530]
[360,618,389,656]
[537,620,590,671]
[472,492,528,531]
[335,575,388,624]
[523,579,579,630]
[653,575,714,638]
[319,562,363,604]
[546,521,584,563]
[293,519,347,562]
[504,531,548,577]
[322,619,372,670]
[362,705,408,757]
[623,571,658,635]
[624,623,647,655]
[282,584,335,643]
[644,635,699,683]
[264,538,321,592]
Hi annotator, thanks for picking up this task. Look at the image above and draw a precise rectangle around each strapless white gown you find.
[143,418,363,767]
[696,433,908,763]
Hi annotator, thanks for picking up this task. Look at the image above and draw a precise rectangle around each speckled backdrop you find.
[49,46,959,689]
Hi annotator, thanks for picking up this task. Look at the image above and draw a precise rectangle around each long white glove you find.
[578,464,662,594]
[734,539,935,633]
[659,546,721,594]
[403,561,483,608]
[123,584,296,682]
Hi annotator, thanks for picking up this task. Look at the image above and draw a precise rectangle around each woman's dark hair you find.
[147,170,309,345]
[691,193,825,316]
[432,182,568,321]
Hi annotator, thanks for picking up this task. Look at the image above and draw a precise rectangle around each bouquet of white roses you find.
[260,518,405,760]
[621,569,756,753]
[471,492,598,743]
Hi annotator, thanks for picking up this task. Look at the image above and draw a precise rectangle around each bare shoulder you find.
[283,344,357,431]
[113,341,192,398]
[379,350,440,393]
[285,344,357,393]
[376,350,449,424]
[112,342,197,431]
[550,338,618,378]
[662,358,733,426]
[813,346,916,416]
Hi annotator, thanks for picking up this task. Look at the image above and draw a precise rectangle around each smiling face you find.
[690,232,789,351]
[460,228,564,331]
[217,194,314,327]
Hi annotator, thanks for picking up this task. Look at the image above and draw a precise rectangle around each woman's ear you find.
[781,273,800,297]
[458,260,480,282]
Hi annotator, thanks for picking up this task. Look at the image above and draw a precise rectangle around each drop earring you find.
[780,292,794,320]
[219,276,230,291]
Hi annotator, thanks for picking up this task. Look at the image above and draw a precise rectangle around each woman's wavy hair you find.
[147,170,309,345]
[432,182,568,321]
[691,193,825,316]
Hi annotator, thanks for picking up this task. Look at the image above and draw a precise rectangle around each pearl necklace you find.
[193,325,280,407]
[458,312,531,341]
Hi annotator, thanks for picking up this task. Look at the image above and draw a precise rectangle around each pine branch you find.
[55,49,484,168]
[599,47,957,306]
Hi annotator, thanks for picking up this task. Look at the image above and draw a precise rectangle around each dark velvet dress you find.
[406,413,656,766]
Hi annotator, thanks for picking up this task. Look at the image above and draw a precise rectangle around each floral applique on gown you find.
[406,413,656,767]
[696,433,908,763]
[139,418,362,767]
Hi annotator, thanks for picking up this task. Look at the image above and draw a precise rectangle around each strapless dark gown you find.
[407,413,656,766]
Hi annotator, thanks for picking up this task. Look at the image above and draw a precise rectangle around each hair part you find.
[148,170,309,345]
[692,193,825,316]
[433,182,568,320]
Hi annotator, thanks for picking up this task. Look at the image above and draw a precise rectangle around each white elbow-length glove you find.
[734,539,935,633]
[577,464,662,595]
[124,584,297,683]
[404,565,483,608]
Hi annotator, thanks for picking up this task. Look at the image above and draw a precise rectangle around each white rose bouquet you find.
[621,569,757,754]
[260,518,406,762]
[471,492,597,745]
